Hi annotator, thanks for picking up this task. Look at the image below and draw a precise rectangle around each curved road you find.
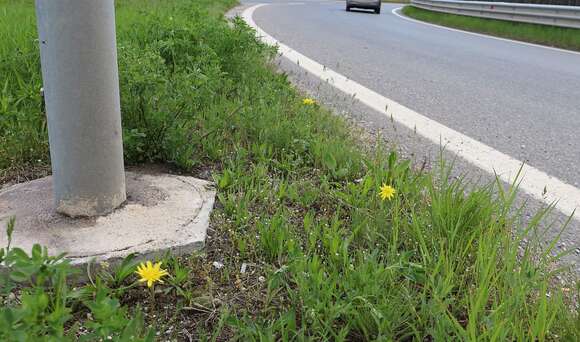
[249,0,580,189]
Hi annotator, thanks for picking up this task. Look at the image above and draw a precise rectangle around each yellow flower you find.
[379,184,396,201]
[302,98,315,106]
[135,261,169,288]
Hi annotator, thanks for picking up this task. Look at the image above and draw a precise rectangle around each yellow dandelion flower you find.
[302,98,315,106]
[379,184,396,201]
[135,261,169,288]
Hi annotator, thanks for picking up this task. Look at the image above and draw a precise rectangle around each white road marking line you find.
[391,7,580,57]
[242,4,579,218]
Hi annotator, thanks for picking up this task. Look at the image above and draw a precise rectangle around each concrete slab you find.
[0,172,216,265]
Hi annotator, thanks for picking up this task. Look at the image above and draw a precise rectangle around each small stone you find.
[258,276,266,283]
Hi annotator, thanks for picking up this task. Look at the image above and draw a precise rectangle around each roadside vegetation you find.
[403,6,580,52]
[1,0,579,340]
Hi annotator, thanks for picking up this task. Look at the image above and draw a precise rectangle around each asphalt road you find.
[250,0,580,189]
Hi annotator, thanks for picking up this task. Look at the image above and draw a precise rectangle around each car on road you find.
[346,0,381,14]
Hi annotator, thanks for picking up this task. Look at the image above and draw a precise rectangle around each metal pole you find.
[36,0,126,217]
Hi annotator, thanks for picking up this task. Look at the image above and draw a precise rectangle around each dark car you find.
[346,0,382,14]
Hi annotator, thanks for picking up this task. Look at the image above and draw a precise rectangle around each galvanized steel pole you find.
[36,0,126,217]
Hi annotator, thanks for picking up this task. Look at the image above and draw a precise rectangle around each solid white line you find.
[242,4,580,218]
[391,7,580,57]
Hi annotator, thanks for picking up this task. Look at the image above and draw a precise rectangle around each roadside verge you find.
[241,3,580,219]
[401,5,580,52]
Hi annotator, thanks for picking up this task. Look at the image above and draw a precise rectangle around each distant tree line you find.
[467,0,579,5]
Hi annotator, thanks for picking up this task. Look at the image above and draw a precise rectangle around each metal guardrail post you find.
[35,0,126,217]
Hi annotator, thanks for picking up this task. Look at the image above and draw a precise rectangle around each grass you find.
[0,0,48,182]
[403,5,580,52]
[1,0,579,340]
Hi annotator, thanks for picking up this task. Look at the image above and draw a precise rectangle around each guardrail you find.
[410,0,580,28]
[476,1,579,6]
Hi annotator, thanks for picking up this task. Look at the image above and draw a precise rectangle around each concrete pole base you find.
[0,172,215,265]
